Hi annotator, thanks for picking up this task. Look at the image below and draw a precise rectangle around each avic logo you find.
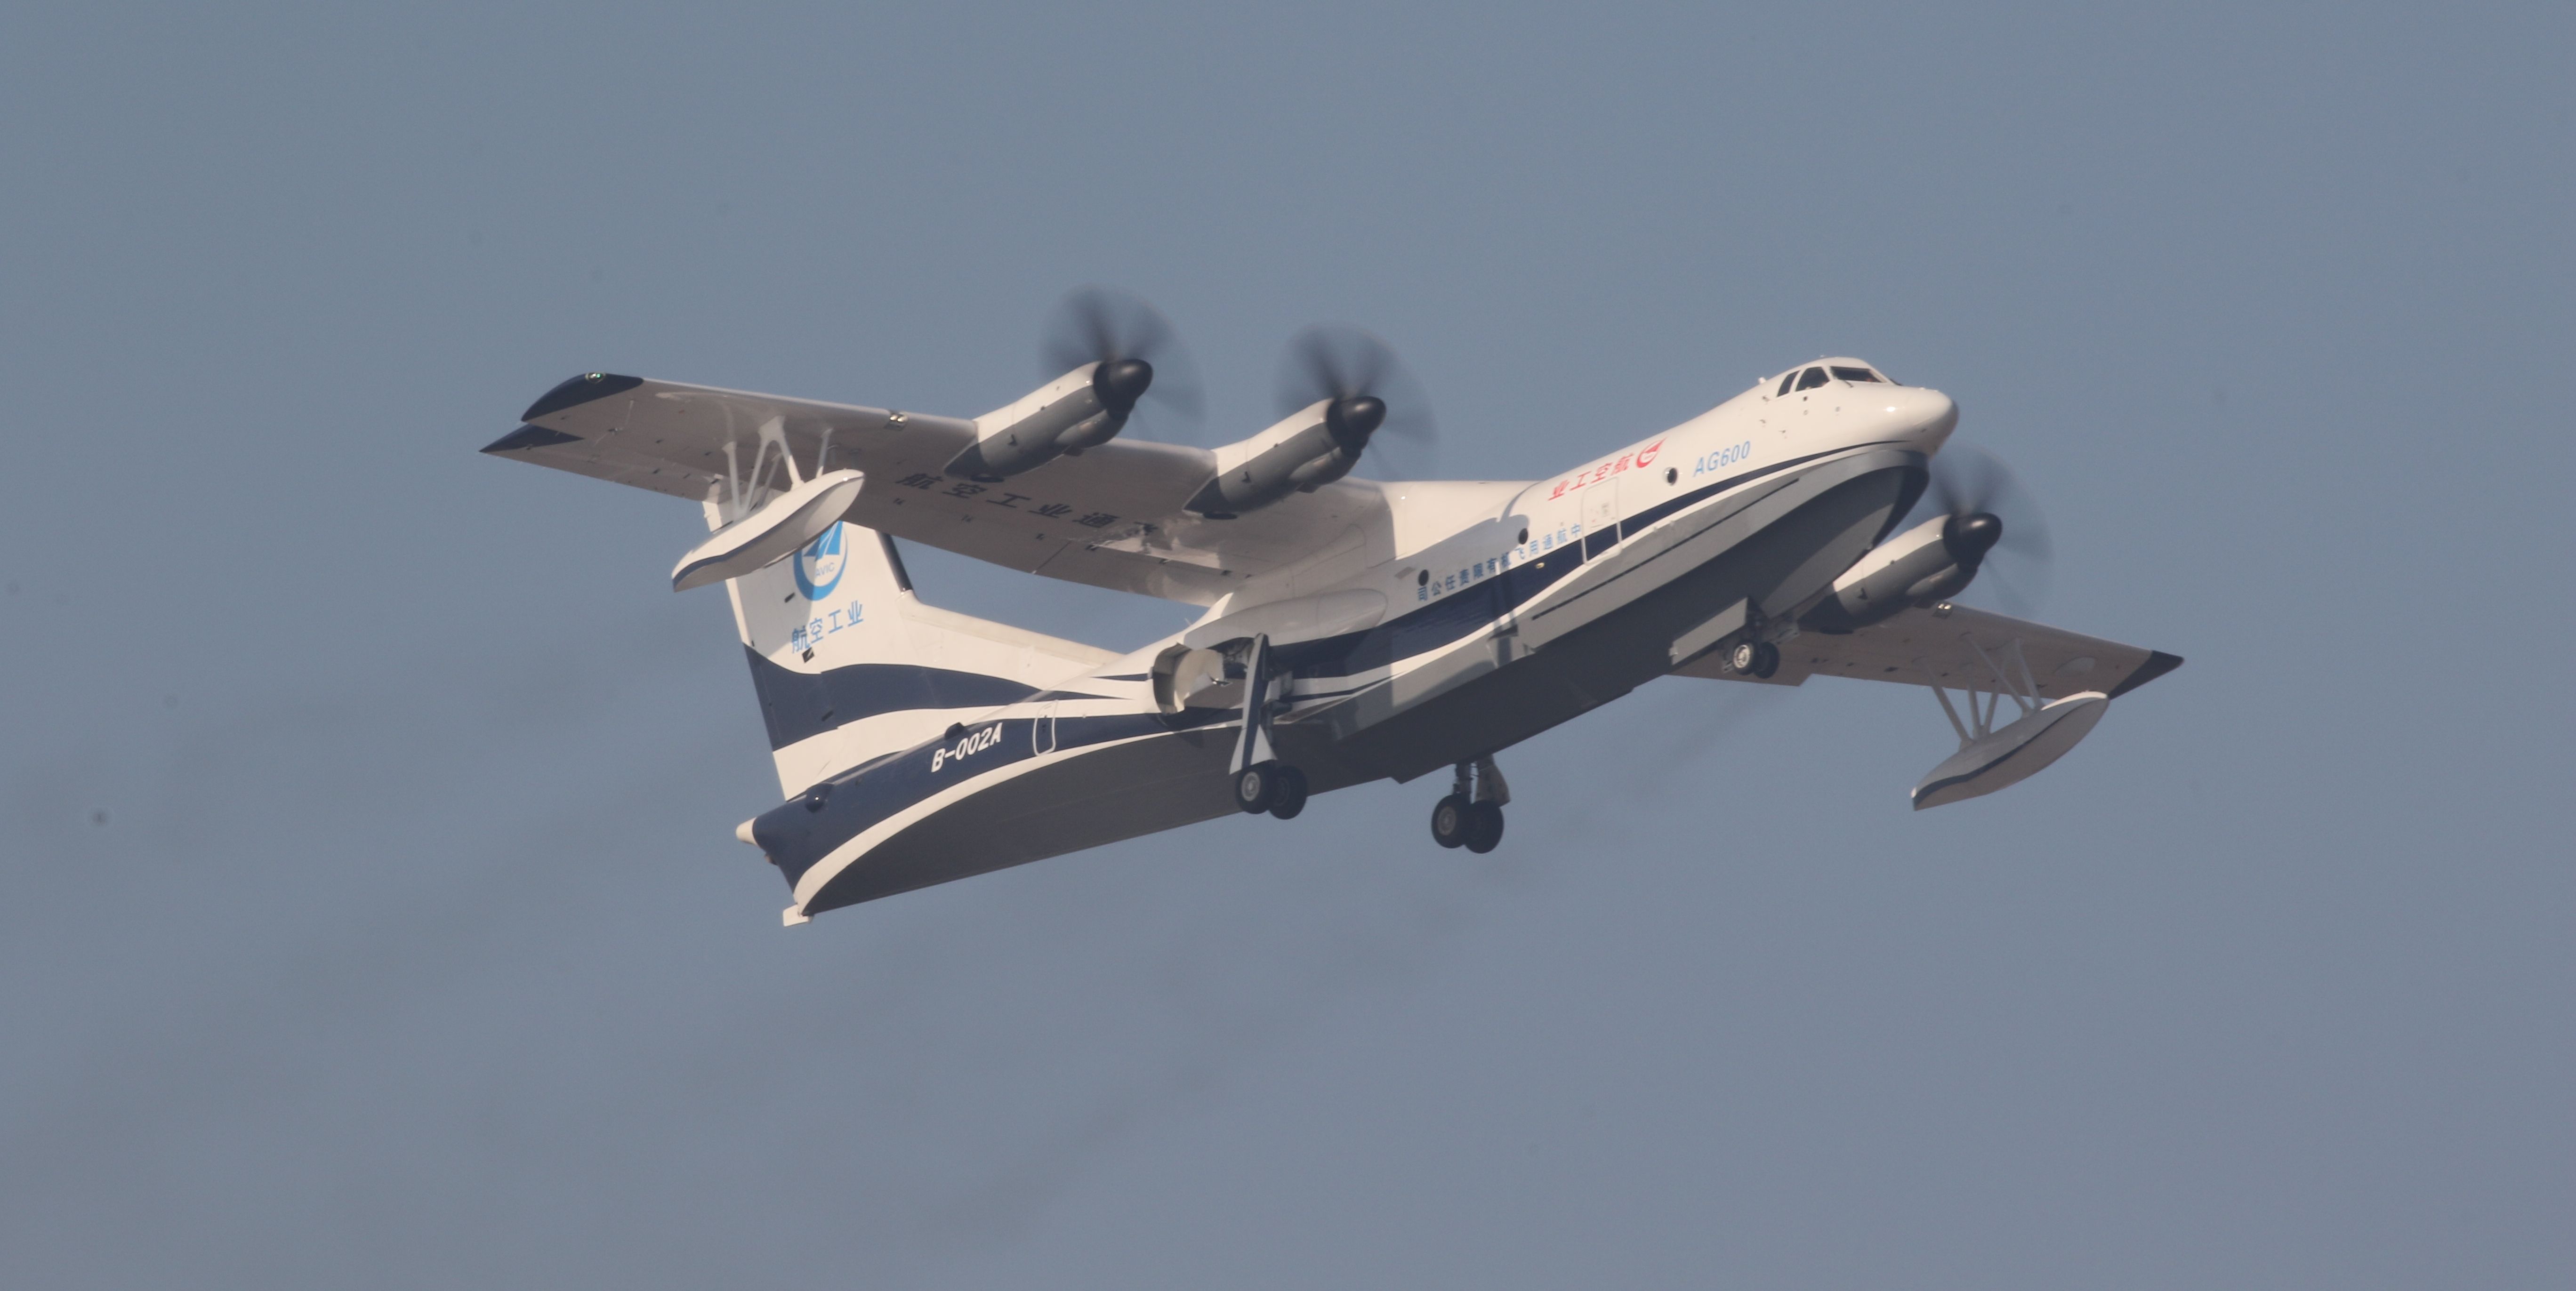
[793,525,848,601]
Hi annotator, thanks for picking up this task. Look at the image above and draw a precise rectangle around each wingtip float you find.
[670,468,863,593]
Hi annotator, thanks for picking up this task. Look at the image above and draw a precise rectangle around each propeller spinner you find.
[1277,325,1433,470]
[1918,445,2053,613]
[1043,286,1204,435]
[1798,444,2058,633]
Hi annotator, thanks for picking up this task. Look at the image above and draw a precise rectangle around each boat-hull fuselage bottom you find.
[786,449,1921,915]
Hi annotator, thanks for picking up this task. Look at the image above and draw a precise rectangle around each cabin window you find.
[1830,366,1880,383]
[1795,366,1830,391]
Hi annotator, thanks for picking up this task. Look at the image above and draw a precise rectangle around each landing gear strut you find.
[1230,632,1311,820]
[1431,756,1509,853]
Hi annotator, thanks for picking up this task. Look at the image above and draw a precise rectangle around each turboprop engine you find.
[1799,511,2003,633]
[1185,324,1432,519]
[1185,395,1384,518]
[944,358,1153,482]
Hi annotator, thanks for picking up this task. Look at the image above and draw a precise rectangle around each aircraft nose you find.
[1880,386,1958,447]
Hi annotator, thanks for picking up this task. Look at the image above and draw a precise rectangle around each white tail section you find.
[716,505,1117,796]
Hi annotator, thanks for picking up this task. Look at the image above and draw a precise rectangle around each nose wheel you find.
[1431,756,1509,854]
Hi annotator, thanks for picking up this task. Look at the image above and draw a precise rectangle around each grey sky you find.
[2,2,2568,1286]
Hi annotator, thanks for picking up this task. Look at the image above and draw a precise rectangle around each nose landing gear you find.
[1431,756,1509,853]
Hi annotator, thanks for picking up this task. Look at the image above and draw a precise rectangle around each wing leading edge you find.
[1672,601,2182,700]
[484,372,1396,605]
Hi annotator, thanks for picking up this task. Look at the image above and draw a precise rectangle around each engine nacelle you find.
[1800,512,2003,633]
[1185,396,1383,518]
[944,359,1152,481]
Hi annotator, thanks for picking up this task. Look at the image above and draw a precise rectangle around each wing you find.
[483,372,1393,605]
[1674,601,2183,700]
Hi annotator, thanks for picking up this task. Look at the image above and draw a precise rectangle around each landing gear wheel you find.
[1234,762,1280,815]
[1463,802,1505,853]
[1431,794,1473,848]
[1267,765,1309,819]
[1728,640,1758,673]
[1751,641,1780,679]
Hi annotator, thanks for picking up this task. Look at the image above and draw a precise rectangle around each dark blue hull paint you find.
[743,650,1041,749]
[755,707,1228,889]
[759,444,1926,913]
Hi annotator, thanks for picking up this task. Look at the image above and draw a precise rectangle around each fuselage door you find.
[1033,701,1057,755]
[1583,474,1622,548]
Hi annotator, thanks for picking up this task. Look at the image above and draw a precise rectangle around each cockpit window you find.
[1776,371,1798,396]
[1795,366,1830,392]
[1831,366,1881,383]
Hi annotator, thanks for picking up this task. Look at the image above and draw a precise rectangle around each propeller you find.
[1911,444,2054,615]
[1276,325,1436,476]
[1041,286,1205,437]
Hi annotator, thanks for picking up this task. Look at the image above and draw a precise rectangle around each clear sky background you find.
[3,2,2568,1287]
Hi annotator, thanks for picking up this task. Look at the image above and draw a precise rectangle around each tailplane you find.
[717,506,1115,795]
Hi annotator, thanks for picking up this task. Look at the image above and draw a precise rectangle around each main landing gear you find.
[1234,760,1310,819]
[1431,756,1509,854]
[1230,631,1310,821]
[1727,638,1781,679]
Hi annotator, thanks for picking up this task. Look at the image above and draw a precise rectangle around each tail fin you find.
[717,506,1117,795]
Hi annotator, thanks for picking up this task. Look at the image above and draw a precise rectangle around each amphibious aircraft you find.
[485,292,2180,925]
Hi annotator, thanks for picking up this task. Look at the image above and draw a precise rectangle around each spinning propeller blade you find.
[1041,286,1205,438]
[1909,444,2055,615]
[1276,325,1436,477]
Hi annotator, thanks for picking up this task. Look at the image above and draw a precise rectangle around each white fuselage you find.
[758,361,1959,916]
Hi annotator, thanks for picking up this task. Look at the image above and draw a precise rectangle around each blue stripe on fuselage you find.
[755,443,1913,897]
[1273,443,1888,686]
[755,444,1898,758]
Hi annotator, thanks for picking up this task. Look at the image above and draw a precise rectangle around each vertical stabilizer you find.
[718,507,1117,795]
